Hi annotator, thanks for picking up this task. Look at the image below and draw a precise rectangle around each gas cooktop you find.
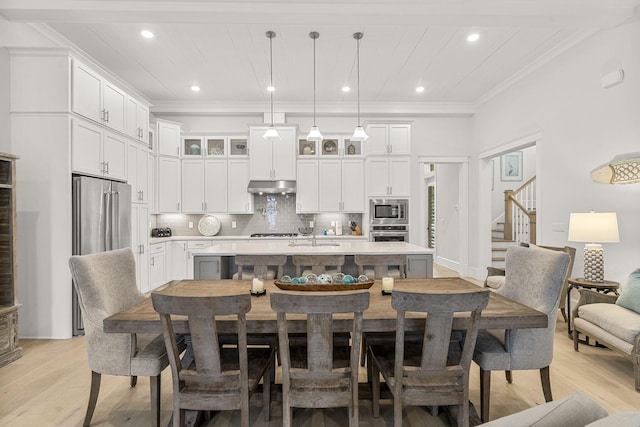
[250,233,298,238]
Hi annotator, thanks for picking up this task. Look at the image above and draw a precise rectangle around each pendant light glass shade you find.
[306,32,323,142]
[307,125,323,141]
[264,30,280,141]
[351,32,368,142]
[351,126,368,141]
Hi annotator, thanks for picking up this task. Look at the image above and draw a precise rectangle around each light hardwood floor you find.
[1,265,638,426]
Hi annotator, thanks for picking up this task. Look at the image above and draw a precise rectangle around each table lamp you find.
[568,211,619,282]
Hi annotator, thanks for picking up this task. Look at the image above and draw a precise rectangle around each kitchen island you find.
[193,241,434,279]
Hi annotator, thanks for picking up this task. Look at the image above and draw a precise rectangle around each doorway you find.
[418,156,469,276]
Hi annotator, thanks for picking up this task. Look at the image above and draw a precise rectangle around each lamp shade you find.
[568,212,620,243]
[351,126,369,141]
[263,126,281,141]
[306,126,323,141]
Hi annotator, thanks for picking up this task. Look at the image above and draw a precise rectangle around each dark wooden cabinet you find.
[0,153,21,367]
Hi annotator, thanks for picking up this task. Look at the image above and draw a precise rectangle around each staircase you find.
[491,221,517,268]
[491,176,537,268]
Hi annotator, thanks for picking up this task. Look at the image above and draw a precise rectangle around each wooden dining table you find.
[103,277,547,334]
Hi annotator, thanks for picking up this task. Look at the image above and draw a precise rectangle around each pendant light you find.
[351,32,368,141]
[306,31,323,142]
[263,30,280,141]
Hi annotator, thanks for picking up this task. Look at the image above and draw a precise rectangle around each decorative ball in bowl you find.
[298,227,313,236]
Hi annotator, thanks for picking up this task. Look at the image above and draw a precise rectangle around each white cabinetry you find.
[365,123,411,155]
[149,242,166,289]
[157,120,181,157]
[72,118,127,181]
[72,60,127,133]
[249,126,296,180]
[366,156,411,197]
[319,159,364,212]
[181,159,228,213]
[168,240,188,280]
[227,159,253,213]
[127,142,149,203]
[131,204,150,292]
[126,96,149,142]
[157,157,181,212]
[296,159,319,213]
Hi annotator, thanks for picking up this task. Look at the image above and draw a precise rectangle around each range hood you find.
[247,180,296,194]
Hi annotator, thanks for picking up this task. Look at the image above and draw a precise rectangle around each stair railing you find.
[504,176,537,244]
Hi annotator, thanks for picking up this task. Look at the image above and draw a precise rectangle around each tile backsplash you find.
[154,194,363,237]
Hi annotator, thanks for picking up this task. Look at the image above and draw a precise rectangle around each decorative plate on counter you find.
[198,214,221,236]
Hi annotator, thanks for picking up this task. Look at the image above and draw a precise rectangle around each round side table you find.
[566,278,619,337]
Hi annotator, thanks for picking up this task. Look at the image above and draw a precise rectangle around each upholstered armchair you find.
[69,248,184,426]
[474,245,570,422]
[484,244,575,322]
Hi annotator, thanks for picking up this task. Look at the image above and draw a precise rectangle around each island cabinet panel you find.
[406,254,433,278]
[0,154,22,368]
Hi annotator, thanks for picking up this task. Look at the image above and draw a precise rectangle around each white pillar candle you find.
[252,277,264,293]
[381,277,394,292]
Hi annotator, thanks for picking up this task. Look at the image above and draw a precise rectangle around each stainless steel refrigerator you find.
[72,175,132,335]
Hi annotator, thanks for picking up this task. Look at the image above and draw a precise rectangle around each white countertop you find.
[150,234,368,244]
[194,241,433,256]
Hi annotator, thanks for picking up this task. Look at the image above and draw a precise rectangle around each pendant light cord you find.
[269,33,274,127]
[313,35,317,126]
[356,35,360,127]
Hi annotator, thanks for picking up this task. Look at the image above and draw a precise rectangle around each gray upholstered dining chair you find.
[152,291,275,427]
[369,288,490,427]
[69,248,184,427]
[270,290,370,427]
[473,245,570,422]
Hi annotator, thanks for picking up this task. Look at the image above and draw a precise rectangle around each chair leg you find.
[393,392,402,427]
[540,366,552,402]
[150,374,161,427]
[83,371,101,427]
[360,335,367,366]
[505,370,512,384]
[371,360,381,418]
[479,368,491,422]
[560,307,567,323]
[263,356,273,422]
[130,376,137,387]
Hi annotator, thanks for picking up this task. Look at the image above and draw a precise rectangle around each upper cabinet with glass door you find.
[316,136,363,157]
[182,136,248,157]
[297,139,318,157]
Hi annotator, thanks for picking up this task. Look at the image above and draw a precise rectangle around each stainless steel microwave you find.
[370,199,408,224]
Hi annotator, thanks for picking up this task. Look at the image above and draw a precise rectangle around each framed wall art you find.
[501,151,523,181]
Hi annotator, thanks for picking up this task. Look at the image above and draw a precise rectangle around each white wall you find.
[471,19,640,285]
[435,163,461,270]
[491,145,536,221]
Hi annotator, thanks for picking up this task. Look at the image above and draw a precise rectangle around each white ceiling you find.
[2,1,639,113]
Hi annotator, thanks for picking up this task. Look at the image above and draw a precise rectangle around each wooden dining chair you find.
[233,254,287,280]
[69,248,186,427]
[368,288,490,427]
[151,292,275,427]
[270,290,370,427]
[292,254,345,277]
[354,254,407,367]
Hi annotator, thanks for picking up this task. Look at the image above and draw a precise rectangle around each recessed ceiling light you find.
[416,86,425,93]
[467,33,480,42]
[342,86,351,93]
[140,30,154,39]
[267,85,275,92]
[191,85,200,92]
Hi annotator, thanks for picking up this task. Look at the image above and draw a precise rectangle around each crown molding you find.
[150,100,475,117]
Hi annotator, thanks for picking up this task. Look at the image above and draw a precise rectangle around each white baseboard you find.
[436,256,460,274]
